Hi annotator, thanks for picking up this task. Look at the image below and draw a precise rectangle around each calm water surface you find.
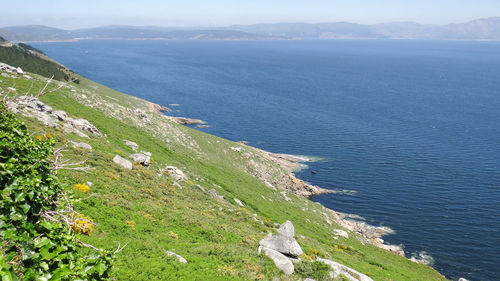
[33,40,500,281]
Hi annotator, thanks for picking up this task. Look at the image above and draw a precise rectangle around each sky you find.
[2,0,500,29]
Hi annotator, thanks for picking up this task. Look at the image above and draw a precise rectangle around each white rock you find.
[230,146,242,152]
[113,155,132,170]
[317,258,373,281]
[333,229,349,239]
[280,191,291,202]
[233,198,244,207]
[166,251,187,264]
[68,140,92,151]
[261,247,294,275]
[278,221,295,238]
[163,166,188,181]
[124,140,139,151]
[458,278,469,281]
[259,221,303,257]
[130,153,151,166]
[15,67,23,74]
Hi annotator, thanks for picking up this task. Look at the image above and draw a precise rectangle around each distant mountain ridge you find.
[1,17,500,41]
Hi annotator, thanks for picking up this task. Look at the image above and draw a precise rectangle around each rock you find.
[53,110,68,121]
[316,258,373,281]
[261,246,294,275]
[264,181,277,191]
[230,147,242,152]
[113,155,132,170]
[333,229,349,239]
[130,153,151,166]
[166,250,187,264]
[409,251,433,265]
[15,67,23,74]
[458,278,469,281]
[162,166,188,181]
[7,87,16,92]
[208,189,224,200]
[304,279,316,281]
[280,191,291,202]
[278,221,295,238]
[124,140,139,151]
[1,73,9,78]
[233,198,244,207]
[378,244,405,256]
[169,116,205,125]
[23,74,32,80]
[86,181,93,187]
[259,221,303,257]
[68,141,92,150]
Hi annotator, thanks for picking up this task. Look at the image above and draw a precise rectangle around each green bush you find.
[294,260,331,280]
[0,103,113,280]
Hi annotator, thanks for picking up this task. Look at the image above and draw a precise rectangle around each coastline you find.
[152,102,415,262]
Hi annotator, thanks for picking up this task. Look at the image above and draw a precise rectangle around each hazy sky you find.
[2,0,500,29]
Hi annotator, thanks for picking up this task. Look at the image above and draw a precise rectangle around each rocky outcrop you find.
[130,153,151,166]
[6,96,103,138]
[258,221,302,274]
[323,208,405,257]
[260,221,303,258]
[113,155,133,170]
[166,251,187,264]
[167,116,205,125]
[317,258,373,281]
[245,148,332,197]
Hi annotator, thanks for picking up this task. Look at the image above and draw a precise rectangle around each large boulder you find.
[130,153,151,166]
[316,258,373,281]
[259,221,303,257]
[260,247,294,275]
[113,155,132,170]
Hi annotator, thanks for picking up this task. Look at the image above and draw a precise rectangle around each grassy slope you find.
[0,70,447,281]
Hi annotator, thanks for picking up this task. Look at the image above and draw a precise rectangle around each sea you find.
[33,39,500,281]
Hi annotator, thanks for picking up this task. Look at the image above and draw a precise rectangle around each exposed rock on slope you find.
[7,96,103,138]
[317,258,374,281]
[259,221,303,274]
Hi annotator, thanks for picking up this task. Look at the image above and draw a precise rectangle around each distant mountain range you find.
[1,17,500,41]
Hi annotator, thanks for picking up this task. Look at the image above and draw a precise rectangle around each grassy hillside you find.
[0,67,448,280]
[0,42,79,83]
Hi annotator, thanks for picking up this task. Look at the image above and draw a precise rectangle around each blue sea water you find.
[33,40,500,281]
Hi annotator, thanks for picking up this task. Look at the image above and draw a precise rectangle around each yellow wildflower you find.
[35,135,43,141]
[168,231,178,239]
[74,183,90,192]
[126,220,135,230]
[70,213,94,236]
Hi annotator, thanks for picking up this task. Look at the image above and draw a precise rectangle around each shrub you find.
[0,103,114,280]
[294,260,331,280]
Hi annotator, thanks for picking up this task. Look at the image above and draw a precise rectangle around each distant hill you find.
[1,17,500,41]
[0,25,282,41]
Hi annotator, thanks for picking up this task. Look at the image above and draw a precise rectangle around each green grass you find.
[0,70,448,281]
